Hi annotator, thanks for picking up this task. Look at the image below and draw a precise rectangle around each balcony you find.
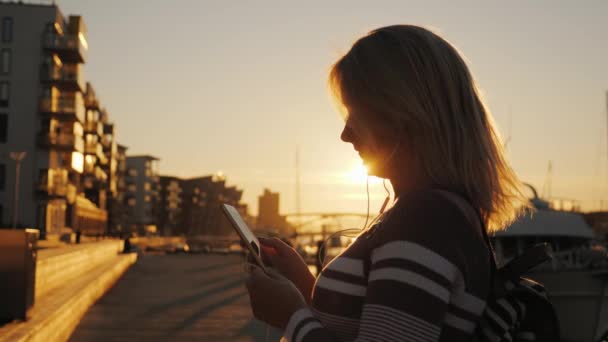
[38,132,85,153]
[40,93,85,123]
[40,64,85,92]
[42,33,87,63]
[37,169,69,197]
[83,162,108,189]
[85,141,102,156]
[85,120,103,136]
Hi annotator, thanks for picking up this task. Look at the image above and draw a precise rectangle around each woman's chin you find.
[363,163,386,179]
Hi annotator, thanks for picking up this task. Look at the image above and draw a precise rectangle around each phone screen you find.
[221,204,264,268]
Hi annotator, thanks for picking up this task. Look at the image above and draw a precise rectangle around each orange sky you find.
[58,0,608,215]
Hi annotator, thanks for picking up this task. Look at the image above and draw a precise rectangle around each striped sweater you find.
[282,190,492,342]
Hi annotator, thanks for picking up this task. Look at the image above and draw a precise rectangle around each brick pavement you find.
[69,254,282,341]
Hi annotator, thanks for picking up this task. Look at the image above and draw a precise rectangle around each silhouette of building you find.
[257,188,291,235]
[0,2,119,238]
[179,175,243,236]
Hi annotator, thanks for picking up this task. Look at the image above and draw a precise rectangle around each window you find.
[144,182,151,191]
[0,163,5,191]
[0,49,10,75]
[0,82,8,107]
[0,114,6,143]
[2,18,13,43]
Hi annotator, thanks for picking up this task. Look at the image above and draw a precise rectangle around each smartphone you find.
[221,203,266,271]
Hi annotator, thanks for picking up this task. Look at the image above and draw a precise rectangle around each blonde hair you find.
[329,25,527,232]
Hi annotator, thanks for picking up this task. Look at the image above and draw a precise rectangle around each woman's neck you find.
[389,171,432,200]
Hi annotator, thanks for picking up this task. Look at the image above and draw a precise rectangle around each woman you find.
[246,25,526,341]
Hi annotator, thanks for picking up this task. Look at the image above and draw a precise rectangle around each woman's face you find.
[340,109,398,179]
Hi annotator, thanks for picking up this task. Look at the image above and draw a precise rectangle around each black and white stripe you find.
[281,190,491,342]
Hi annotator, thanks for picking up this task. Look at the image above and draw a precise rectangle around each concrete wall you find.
[35,239,123,299]
[0,239,137,342]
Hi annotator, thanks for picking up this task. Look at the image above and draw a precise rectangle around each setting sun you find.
[345,162,383,185]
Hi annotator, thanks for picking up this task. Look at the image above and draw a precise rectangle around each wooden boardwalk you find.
[70,254,282,341]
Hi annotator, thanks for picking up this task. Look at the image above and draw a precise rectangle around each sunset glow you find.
[345,162,383,185]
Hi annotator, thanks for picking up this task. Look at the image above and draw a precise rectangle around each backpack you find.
[434,190,560,342]
[475,243,560,342]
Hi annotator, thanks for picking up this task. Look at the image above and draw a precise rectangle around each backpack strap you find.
[431,190,500,294]
[431,190,496,260]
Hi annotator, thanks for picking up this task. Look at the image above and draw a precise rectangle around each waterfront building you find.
[125,155,160,235]
[180,175,243,236]
[158,175,182,236]
[0,2,113,237]
[257,188,292,235]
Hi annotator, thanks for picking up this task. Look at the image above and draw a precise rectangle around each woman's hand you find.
[245,266,307,330]
[259,237,316,304]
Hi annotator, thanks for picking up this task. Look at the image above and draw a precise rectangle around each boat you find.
[491,184,608,341]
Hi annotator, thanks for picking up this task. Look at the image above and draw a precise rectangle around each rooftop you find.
[126,155,160,161]
[495,209,595,239]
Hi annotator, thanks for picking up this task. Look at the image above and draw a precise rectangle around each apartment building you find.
[173,175,245,236]
[0,2,117,237]
[125,155,160,235]
[158,175,182,236]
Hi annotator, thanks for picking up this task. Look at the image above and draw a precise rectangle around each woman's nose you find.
[341,124,353,143]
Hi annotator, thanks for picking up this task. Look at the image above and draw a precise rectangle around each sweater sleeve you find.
[282,191,489,342]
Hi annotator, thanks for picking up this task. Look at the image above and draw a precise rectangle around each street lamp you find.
[10,151,27,229]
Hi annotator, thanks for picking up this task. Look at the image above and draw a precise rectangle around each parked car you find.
[168,242,190,254]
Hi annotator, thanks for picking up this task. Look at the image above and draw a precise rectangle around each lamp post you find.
[10,151,27,229]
